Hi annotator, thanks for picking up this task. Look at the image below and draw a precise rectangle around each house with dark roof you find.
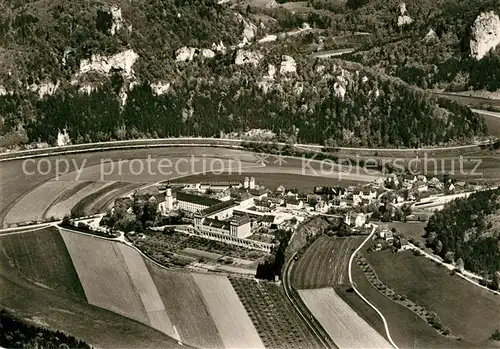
[285,197,304,210]
[258,215,276,228]
[175,191,221,213]
[201,199,238,220]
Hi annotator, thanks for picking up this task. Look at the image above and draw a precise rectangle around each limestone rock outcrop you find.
[470,11,500,60]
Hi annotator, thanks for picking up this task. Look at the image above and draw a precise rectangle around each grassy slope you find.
[0,227,185,349]
[0,273,185,349]
[146,262,225,349]
[386,222,427,246]
[366,249,500,345]
[347,262,473,349]
[481,113,500,139]
[0,227,85,298]
[59,229,150,324]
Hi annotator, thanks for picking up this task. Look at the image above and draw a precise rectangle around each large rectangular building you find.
[194,214,251,239]
[176,192,221,213]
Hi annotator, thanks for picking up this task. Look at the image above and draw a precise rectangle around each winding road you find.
[0,135,493,163]
[347,225,400,349]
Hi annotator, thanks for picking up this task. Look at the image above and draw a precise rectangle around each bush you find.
[491,329,500,341]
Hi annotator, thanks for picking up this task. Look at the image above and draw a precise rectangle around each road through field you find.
[348,226,399,349]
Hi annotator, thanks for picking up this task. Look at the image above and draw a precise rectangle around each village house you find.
[315,200,330,213]
[253,198,275,212]
[415,181,428,192]
[353,189,377,206]
[345,212,367,228]
[285,197,304,210]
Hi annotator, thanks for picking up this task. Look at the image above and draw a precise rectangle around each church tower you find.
[165,184,174,211]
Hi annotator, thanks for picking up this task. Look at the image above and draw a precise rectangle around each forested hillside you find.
[0,0,493,150]
[5,58,484,147]
[344,0,500,92]
[425,188,500,280]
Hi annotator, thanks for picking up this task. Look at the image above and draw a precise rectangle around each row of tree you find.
[256,229,292,280]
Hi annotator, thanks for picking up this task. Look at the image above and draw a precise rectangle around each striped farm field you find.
[292,236,363,289]
[3,181,81,225]
[70,181,143,217]
[146,262,225,349]
[0,226,85,299]
[60,229,150,324]
[116,243,177,339]
[193,273,265,349]
[0,230,184,349]
[44,181,113,219]
[299,288,393,349]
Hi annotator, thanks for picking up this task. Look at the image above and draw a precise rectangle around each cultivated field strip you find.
[4,181,82,224]
[117,243,177,339]
[70,182,144,217]
[56,157,259,182]
[60,230,150,324]
[44,181,114,219]
[299,288,393,349]
[193,273,265,349]
[146,262,225,349]
[292,236,363,289]
[230,277,321,349]
[0,226,86,299]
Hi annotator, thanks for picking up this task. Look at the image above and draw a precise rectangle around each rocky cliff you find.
[470,11,500,60]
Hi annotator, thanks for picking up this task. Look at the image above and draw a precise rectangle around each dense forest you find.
[425,188,500,280]
[0,0,496,151]
[0,57,486,148]
[0,309,91,349]
[344,0,500,92]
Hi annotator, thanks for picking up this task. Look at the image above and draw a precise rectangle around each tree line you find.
[0,309,90,349]
[425,188,500,282]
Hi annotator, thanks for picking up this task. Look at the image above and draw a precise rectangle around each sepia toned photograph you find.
[0,0,499,348]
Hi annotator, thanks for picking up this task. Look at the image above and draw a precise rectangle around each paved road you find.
[0,136,490,163]
[406,243,500,296]
[471,108,500,119]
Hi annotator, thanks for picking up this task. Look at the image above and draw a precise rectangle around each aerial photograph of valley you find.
[0,0,499,348]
